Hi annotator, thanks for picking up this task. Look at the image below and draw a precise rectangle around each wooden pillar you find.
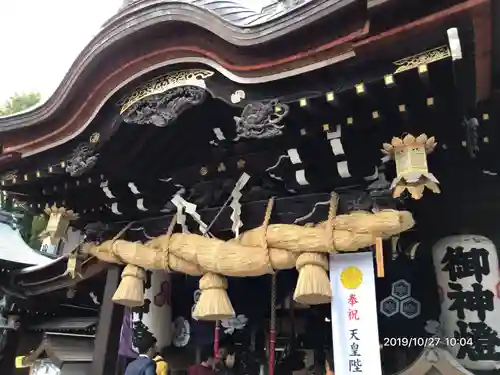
[114,355,128,375]
[91,266,124,375]
[0,329,19,375]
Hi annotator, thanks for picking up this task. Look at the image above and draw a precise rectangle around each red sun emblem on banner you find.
[154,280,171,307]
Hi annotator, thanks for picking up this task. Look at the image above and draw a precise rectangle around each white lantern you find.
[432,235,500,370]
[132,270,172,351]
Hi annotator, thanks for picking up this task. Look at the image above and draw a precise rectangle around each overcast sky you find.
[0,0,122,102]
[0,0,273,104]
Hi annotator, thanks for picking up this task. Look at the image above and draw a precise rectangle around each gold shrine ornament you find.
[381,134,440,200]
[340,266,363,289]
[42,205,79,241]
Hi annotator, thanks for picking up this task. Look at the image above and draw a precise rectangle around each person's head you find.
[325,350,334,375]
[217,346,228,360]
[217,341,234,360]
[137,336,158,358]
[200,347,214,366]
[225,353,236,369]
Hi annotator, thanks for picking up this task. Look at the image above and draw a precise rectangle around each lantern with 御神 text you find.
[432,235,500,371]
[381,134,439,199]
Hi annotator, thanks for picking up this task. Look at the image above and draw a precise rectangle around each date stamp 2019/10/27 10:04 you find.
[383,337,473,348]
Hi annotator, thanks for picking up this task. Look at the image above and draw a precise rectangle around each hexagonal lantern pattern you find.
[380,296,399,317]
[380,279,421,319]
[154,280,171,307]
[391,279,411,300]
[400,297,421,319]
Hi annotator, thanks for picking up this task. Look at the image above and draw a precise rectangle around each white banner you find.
[330,252,382,375]
[132,270,172,351]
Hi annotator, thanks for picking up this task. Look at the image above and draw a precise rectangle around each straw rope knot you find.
[160,217,177,273]
[262,198,275,273]
[326,192,338,252]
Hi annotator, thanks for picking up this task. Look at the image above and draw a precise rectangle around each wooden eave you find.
[3,256,106,297]
[22,334,94,368]
[0,0,365,132]
[492,0,500,88]
[354,0,492,102]
[0,0,489,163]
[27,317,97,332]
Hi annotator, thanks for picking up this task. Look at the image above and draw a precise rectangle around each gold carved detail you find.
[237,160,246,169]
[2,170,18,182]
[89,132,100,144]
[217,163,226,172]
[393,46,451,74]
[118,69,214,114]
[41,205,78,243]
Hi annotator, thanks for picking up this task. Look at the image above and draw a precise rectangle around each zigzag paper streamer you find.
[229,173,250,237]
[171,194,208,234]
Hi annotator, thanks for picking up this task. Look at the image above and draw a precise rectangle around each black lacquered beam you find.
[123,190,374,240]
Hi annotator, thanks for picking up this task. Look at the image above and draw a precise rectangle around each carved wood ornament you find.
[65,143,99,177]
[119,69,214,127]
[234,100,289,141]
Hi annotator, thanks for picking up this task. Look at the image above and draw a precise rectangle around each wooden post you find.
[195,346,201,364]
[114,355,128,375]
[91,266,124,375]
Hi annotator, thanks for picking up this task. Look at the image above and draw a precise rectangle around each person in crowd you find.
[154,347,169,375]
[215,343,237,375]
[188,347,215,375]
[217,344,230,363]
[124,336,158,375]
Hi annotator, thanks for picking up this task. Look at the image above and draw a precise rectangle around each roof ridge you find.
[116,0,313,27]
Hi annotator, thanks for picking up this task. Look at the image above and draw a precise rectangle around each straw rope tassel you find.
[193,218,235,320]
[192,276,234,321]
[111,222,148,307]
[293,193,335,305]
